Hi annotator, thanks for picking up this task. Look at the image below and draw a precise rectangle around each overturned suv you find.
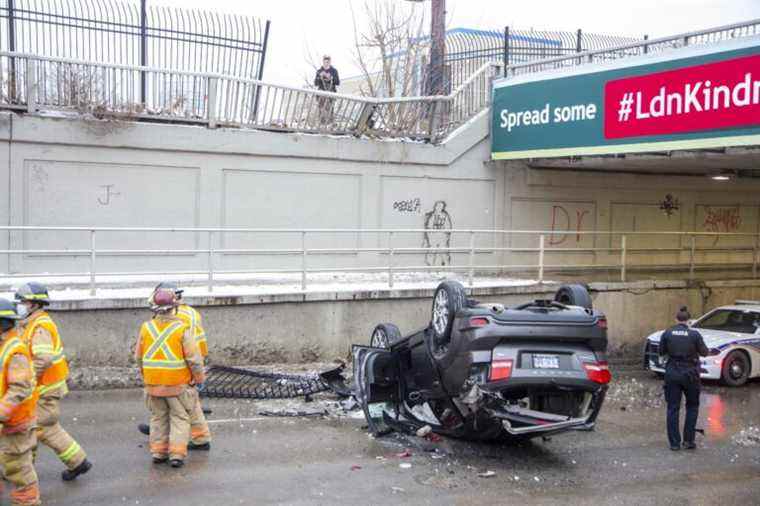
[353,281,610,440]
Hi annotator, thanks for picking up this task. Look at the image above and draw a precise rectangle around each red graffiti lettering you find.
[703,207,741,233]
[549,206,570,246]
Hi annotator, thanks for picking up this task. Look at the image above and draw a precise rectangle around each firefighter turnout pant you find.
[0,428,41,505]
[147,388,195,461]
[35,392,86,470]
[189,387,211,445]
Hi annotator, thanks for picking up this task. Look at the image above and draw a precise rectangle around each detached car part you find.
[200,364,349,400]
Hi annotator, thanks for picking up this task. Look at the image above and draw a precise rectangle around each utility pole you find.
[140,0,147,104]
[428,0,446,95]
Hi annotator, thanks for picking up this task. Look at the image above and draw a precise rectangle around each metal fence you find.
[2,18,760,143]
[0,0,270,102]
[446,27,641,86]
[1,226,759,296]
[503,18,760,77]
[0,51,500,141]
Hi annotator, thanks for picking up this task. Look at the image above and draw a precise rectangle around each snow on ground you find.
[0,272,542,302]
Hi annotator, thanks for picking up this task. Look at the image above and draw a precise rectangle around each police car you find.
[643,301,760,386]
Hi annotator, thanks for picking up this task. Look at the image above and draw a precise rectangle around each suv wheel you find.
[721,350,750,387]
[370,323,401,349]
[554,284,593,310]
[431,280,467,349]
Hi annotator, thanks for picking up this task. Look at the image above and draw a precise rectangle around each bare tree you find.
[349,0,429,98]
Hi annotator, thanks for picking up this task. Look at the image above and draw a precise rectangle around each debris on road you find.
[350,464,362,471]
[259,409,328,418]
[396,449,412,458]
[200,364,350,400]
[732,426,760,446]
[606,376,663,409]
[399,463,412,469]
[416,425,432,438]
[478,470,496,478]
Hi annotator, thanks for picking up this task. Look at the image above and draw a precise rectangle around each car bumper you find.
[643,341,722,380]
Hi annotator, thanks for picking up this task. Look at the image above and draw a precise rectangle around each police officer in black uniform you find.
[659,306,709,451]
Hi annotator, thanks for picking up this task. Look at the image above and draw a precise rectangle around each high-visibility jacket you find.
[21,311,69,395]
[138,319,192,386]
[0,329,38,426]
[177,304,207,357]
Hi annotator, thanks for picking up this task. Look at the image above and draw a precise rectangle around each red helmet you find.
[150,289,177,312]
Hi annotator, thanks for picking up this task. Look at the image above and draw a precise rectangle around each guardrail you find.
[1,226,759,296]
[2,19,759,143]
[503,18,760,76]
[0,51,500,142]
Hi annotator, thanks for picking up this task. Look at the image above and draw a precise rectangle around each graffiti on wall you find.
[659,194,680,217]
[97,184,121,206]
[702,206,742,246]
[423,201,453,266]
[548,205,590,246]
[393,198,422,214]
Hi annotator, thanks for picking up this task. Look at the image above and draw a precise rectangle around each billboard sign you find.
[491,36,760,160]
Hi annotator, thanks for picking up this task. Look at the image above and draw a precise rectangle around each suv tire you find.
[554,284,593,311]
[370,323,402,349]
[430,280,467,348]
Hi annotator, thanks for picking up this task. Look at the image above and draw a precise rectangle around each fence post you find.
[89,230,96,296]
[754,234,759,279]
[538,234,545,283]
[207,77,218,128]
[620,235,627,283]
[689,235,696,280]
[468,231,475,288]
[683,35,690,47]
[207,231,214,292]
[503,26,510,77]
[25,59,36,113]
[301,231,307,291]
[7,0,17,102]
[387,231,394,289]
[643,34,649,54]
[139,0,147,104]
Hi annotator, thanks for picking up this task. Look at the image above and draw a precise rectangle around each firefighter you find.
[0,298,41,505]
[659,306,709,451]
[138,282,211,450]
[135,288,205,467]
[15,282,91,481]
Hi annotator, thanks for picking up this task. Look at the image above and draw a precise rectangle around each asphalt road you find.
[30,372,760,506]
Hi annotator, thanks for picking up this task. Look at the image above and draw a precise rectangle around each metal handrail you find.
[2,226,759,295]
[503,18,760,76]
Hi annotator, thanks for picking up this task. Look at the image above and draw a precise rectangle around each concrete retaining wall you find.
[47,278,760,367]
[3,111,760,279]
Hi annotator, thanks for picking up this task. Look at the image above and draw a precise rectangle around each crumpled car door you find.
[352,345,399,434]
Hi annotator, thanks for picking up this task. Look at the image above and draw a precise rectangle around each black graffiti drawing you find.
[393,198,422,214]
[97,184,121,206]
[659,194,680,217]
[423,200,453,267]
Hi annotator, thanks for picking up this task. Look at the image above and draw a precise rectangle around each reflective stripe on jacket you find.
[21,312,69,393]
[0,329,37,425]
[177,304,207,357]
[139,319,192,386]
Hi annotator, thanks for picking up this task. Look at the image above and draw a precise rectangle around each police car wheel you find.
[721,350,750,387]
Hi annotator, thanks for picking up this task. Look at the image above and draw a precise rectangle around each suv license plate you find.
[533,354,560,369]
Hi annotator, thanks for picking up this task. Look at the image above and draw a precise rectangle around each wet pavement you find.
[34,370,760,505]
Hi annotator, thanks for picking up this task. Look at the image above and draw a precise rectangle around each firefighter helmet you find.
[14,282,51,306]
[154,281,184,298]
[0,298,22,321]
[150,289,178,312]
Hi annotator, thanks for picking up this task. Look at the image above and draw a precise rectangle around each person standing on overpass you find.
[659,306,709,451]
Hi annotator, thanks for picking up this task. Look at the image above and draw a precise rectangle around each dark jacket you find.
[314,67,340,92]
[659,323,709,369]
